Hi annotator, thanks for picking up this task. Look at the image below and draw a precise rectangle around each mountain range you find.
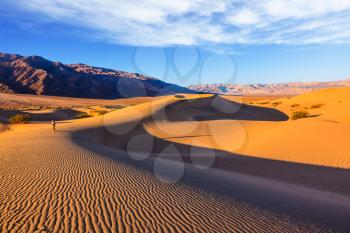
[1,52,349,99]
[188,79,350,95]
[0,52,193,99]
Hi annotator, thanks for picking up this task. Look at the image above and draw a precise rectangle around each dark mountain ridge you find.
[0,52,194,99]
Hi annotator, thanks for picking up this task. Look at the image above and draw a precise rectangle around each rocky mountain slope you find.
[0,52,194,99]
[188,79,350,95]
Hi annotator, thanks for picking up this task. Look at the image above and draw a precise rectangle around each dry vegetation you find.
[8,114,31,124]
[291,110,310,120]
[74,112,92,119]
[310,103,324,109]
[272,101,282,106]
[89,109,110,116]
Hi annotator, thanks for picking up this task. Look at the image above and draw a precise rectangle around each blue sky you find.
[1,0,350,85]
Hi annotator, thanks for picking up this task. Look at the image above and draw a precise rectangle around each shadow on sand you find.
[0,109,84,123]
[164,96,289,122]
[70,96,350,232]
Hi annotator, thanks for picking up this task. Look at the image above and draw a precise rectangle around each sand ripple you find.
[0,127,331,233]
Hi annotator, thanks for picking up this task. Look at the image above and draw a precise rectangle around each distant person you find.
[51,120,56,132]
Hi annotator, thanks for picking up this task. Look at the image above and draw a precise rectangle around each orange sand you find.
[1,90,350,232]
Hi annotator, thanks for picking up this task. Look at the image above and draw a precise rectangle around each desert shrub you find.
[272,101,282,106]
[291,104,300,107]
[96,110,109,115]
[104,105,126,110]
[310,104,324,109]
[174,94,186,98]
[90,109,109,116]
[75,112,91,119]
[291,110,310,120]
[8,114,31,124]
[260,101,269,104]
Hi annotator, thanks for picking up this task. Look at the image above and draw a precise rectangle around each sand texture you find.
[1,89,350,232]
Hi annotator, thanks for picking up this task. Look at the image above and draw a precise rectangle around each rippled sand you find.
[1,125,332,232]
[1,90,350,232]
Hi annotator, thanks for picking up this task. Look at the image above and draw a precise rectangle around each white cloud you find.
[5,0,350,46]
[227,9,260,26]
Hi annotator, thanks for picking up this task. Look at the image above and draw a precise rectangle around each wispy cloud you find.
[4,0,350,46]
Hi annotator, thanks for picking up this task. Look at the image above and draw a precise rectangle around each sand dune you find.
[0,122,5,132]
[1,90,350,232]
[0,92,153,108]
[1,125,332,232]
[145,90,350,169]
[71,92,350,230]
[237,88,350,168]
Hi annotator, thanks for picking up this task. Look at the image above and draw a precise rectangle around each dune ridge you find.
[69,92,350,230]
[1,89,350,232]
[0,121,330,232]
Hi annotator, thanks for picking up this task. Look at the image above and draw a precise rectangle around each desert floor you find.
[1,89,350,232]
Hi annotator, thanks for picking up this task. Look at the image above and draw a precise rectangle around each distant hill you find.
[0,52,194,99]
[188,79,350,95]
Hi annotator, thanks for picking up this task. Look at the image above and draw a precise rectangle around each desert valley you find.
[0,53,350,232]
[3,1,350,232]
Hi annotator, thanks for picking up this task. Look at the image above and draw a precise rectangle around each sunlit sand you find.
[1,89,350,232]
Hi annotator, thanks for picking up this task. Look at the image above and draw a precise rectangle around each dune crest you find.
[1,90,350,232]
